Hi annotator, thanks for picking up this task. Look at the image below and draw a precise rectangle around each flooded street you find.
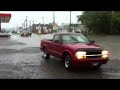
[0,34,120,79]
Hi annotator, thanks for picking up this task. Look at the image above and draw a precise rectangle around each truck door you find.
[52,34,63,58]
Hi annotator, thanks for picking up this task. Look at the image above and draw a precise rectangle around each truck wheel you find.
[42,48,50,59]
[64,55,73,70]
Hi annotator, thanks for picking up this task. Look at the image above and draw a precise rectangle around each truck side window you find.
[54,35,60,43]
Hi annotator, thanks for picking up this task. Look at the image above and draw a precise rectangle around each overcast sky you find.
[0,11,82,29]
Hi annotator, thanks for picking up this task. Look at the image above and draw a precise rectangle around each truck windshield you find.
[62,34,89,44]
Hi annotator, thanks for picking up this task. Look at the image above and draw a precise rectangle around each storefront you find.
[0,13,11,32]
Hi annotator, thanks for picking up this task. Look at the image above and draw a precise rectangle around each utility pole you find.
[23,20,25,30]
[53,11,56,32]
[41,17,45,33]
[53,11,55,24]
[29,20,31,32]
[42,17,44,24]
[32,20,34,33]
[26,16,27,31]
[21,23,23,33]
[70,11,71,32]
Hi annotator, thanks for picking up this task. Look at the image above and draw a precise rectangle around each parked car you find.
[0,32,11,37]
[40,33,109,70]
[20,32,32,37]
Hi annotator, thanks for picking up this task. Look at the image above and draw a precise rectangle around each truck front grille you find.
[86,55,101,58]
[86,50,102,58]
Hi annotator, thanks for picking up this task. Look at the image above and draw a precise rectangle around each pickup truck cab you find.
[40,33,109,70]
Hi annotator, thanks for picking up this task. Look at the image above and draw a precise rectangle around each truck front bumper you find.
[71,57,109,67]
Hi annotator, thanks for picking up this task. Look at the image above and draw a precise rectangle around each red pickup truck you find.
[40,33,109,70]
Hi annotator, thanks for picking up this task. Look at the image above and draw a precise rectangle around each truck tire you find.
[64,55,73,70]
[42,48,50,59]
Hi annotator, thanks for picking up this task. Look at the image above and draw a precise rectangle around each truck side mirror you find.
[54,40,59,43]
[89,40,95,44]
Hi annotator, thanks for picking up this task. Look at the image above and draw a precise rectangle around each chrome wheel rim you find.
[92,62,99,66]
[43,51,47,57]
[65,59,69,68]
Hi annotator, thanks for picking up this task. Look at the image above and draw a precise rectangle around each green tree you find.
[112,11,120,34]
[77,11,112,34]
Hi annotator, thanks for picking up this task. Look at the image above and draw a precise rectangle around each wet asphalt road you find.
[0,33,120,79]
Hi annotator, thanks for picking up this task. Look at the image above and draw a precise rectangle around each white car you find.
[0,33,11,37]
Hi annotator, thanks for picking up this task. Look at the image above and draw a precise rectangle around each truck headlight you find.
[102,50,108,55]
[102,50,108,58]
[75,51,86,59]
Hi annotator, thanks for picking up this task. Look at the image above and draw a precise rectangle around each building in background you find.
[0,13,11,32]
[32,23,53,34]
[58,23,85,33]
